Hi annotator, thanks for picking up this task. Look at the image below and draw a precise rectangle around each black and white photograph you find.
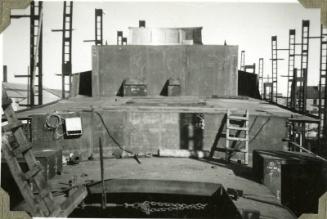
[0,0,327,218]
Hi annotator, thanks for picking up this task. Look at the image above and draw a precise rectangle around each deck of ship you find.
[50,157,296,219]
[15,95,299,118]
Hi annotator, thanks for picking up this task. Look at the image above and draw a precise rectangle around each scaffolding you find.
[318,24,327,141]
[95,9,103,45]
[117,31,123,45]
[271,36,278,103]
[287,29,296,108]
[244,63,256,73]
[297,20,310,113]
[258,58,264,97]
[84,9,103,45]
[122,37,128,45]
[52,1,73,99]
[240,50,245,70]
[11,1,43,107]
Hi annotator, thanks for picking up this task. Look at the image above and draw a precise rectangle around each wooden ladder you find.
[225,110,249,165]
[1,88,87,217]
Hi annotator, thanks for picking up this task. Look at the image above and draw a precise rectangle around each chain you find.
[124,201,208,215]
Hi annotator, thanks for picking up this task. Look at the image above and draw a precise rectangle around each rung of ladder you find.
[24,163,43,180]
[2,121,23,132]
[223,148,247,153]
[229,116,249,121]
[36,189,50,200]
[12,142,32,156]
[227,136,248,141]
[227,125,248,131]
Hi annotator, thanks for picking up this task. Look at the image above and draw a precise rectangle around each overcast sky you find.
[1,1,321,95]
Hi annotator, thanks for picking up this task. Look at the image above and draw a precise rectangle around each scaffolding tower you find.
[297,20,310,113]
[117,31,123,45]
[271,36,278,103]
[244,63,256,73]
[95,9,103,45]
[258,58,264,97]
[122,37,128,45]
[84,9,103,45]
[61,1,73,98]
[287,29,296,108]
[318,24,327,141]
[52,1,73,99]
[11,1,43,107]
[240,50,245,70]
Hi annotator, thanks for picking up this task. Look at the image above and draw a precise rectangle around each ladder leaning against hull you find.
[209,109,250,165]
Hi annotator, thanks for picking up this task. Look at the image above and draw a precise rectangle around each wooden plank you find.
[2,104,60,215]
[1,135,42,216]
[57,186,87,217]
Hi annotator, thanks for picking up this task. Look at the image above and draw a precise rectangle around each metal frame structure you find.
[11,1,43,107]
[95,9,103,45]
[84,9,103,45]
[240,50,245,70]
[290,68,297,109]
[122,37,128,45]
[318,24,327,141]
[117,31,123,45]
[287,29,296,108]
[52,1,73,99]
[258,58,264,97]
[271,36,278,103]
[296,20,310,113]
[61,1,73,98]
[244,63,256,73]
[263,82,273,101]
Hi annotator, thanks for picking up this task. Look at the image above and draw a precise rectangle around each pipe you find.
[99,137,107,209]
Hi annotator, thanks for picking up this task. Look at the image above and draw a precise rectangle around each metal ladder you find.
[318,24,327,141]
[271,36,278,103]
[258,58,264,98]
[95,9,103,46]
[287,29,296,108]
[298,20,310,113]
[62,1,73,99]
[52,1,74,99]
[225,110,250,165]
[30,1,43,106]
[83,9,104,45]
[11,1,43,107]
[1,89,87,217]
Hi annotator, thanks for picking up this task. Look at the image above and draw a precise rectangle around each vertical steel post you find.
[258,58,264,98]
[271,36,278,103]
[29,1,35,106]
[99,138,107,209]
